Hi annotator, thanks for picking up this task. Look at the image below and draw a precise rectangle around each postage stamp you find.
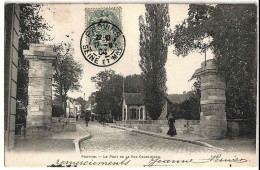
[85,7,122,29]
[3,3,258,169]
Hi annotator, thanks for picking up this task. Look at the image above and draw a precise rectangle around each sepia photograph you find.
[3,2,258,167]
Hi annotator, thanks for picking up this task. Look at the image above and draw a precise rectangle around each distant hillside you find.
[167,93,190,104]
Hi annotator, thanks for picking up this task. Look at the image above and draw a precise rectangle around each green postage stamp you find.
[85,7,122,29]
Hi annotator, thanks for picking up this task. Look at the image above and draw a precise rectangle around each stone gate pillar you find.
[194,59,227,139]
[23,44,56,138]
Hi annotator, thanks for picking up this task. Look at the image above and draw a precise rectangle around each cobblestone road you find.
[79,120,220,155]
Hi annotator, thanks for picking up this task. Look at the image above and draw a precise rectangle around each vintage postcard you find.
[3,3,258,168]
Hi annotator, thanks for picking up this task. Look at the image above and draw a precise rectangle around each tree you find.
[88,93,96,106]
[139,4,171,120]
[91,70,123,121]
[179,92,200,120]
[53,42,83,113]
[17,4,52,109]
[91,70,116,90]
[88,93,97,113]
[173,4,257,119]
[182,75,201,120]
[124,74,144,93]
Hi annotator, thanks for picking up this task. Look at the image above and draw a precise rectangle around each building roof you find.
[124,92,190,106]
[124,93,144,105]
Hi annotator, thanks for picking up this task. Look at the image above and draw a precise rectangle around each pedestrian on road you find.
[101,116,104,125]
[100,115,106,125]
[167,113,177,136]
[85,111,90,126]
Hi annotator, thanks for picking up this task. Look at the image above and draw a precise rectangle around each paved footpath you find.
[79,120,220,154]
[12,123,90,153]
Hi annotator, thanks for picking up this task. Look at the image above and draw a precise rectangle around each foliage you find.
[15,107,27,135]
[173,4,257,119]
[180,77,201,120]
[16,102,27,125]
[52,105,65,117]
[167,90,200,120]
[88,93,96,106]
[91,71,144,120]
[139,4,171,120]
[91,70,116,90]
[124,74,144,93]
[53,42,83,112]
[17,4,52,109]
[88,92,97,113]
[91,70,123,120]
[179,92,200,120]
[167,103,180,119]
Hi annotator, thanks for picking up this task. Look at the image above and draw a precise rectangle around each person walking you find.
[101,115,105,125]
[167,113,177,136]
[85,111,90,126]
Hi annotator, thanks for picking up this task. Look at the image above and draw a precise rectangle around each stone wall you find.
[116,119,200,135]
[51,117,76,133]
[116,119,254,138]
[175,120,200,135]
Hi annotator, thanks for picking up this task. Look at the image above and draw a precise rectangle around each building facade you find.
[66,99,81,118]
[122,93,168,120]
[4,4,20,149]
[122,93,146,120]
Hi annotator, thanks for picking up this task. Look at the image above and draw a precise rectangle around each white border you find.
[1,1,259,170]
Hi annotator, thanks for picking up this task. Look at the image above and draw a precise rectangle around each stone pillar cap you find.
[194,59,218,76]
[201,59,217,69]
[23,43,57,60]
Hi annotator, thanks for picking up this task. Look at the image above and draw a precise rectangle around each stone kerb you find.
[194,59,227,139]
[23,44,56,139]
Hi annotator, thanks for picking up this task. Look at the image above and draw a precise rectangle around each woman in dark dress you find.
[167,114,177,136]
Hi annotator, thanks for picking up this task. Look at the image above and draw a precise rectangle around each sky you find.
[42,4,214,100]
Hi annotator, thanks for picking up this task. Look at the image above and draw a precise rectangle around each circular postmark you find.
[80,21,125,67]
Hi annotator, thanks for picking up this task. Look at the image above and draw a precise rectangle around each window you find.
[131,108,137,119]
